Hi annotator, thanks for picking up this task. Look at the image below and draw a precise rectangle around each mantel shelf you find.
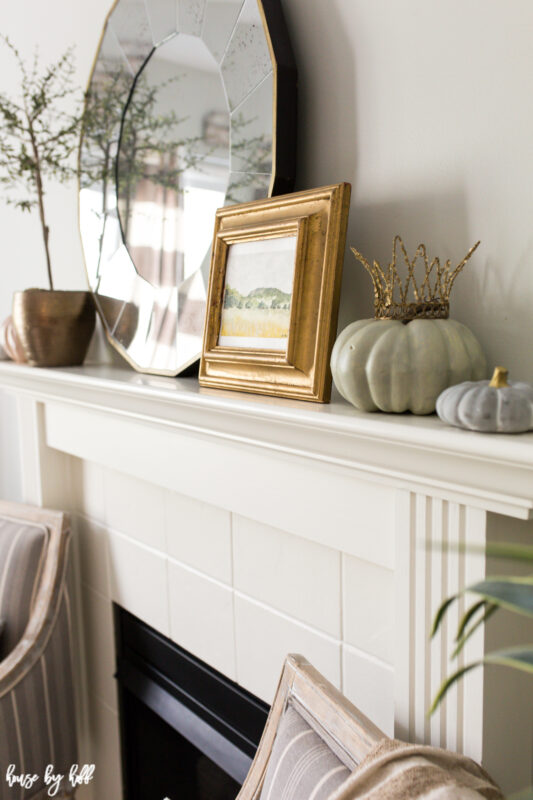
[1,361,533,519]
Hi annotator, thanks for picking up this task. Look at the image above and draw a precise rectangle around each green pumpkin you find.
[331,318,487,415]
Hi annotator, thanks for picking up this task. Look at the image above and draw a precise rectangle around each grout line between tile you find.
[234,590,342,646]
[343,641,393,672]
[167,552,233,590]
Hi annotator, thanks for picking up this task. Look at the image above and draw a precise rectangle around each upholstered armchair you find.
[237,654,385,800]
[0,501,77,800]
[238,655,503,800]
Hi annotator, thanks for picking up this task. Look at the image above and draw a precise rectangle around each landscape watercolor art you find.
[218,235,297,350]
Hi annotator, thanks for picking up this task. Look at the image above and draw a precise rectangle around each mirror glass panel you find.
[117,34,229,288]
[79,0,295,374]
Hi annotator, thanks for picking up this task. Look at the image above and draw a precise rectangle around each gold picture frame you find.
[199,183,351,402]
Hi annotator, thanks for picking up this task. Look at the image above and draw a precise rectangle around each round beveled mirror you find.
[79,0,296,374]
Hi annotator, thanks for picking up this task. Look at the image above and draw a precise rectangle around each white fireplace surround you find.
[1,361,533,798]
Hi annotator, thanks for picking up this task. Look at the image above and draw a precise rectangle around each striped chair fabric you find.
[259,704,351,800]
[0,509,77,800]
[0,518,47,658]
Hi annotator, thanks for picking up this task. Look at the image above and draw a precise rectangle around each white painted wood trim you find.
[394,491,487,758]
[2,363,530,789]
[1,362,533,518]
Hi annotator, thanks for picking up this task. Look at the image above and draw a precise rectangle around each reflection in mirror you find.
[202,0,244,63]
[117,34,230,288]
[79,0,296,374]
[145,0,178,45]
[230,74,273,175]
[221,0,272,110]
[108,0,154,73]
[178,0,207,37]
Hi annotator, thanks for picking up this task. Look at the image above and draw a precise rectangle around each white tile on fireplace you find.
[165,491,232,583]
[88,699,122,800]
[233,516,341,637]
[69,458,106,523]
[168,559,236,679]
[342,554,394,664]
[108,531,169,636]
[73,514,110,597]
[104,468,166,551]
[234,595,341,705]
[342,644,394,737]
[81,584,117,711]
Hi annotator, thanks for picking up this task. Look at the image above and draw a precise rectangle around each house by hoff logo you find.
[5,764,95,796]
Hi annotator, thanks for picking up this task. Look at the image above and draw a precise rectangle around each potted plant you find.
[431,540,533,799]
[431,541,533,709]
[0,36,95,367]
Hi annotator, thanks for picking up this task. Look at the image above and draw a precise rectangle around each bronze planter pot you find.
[12,289,96,367]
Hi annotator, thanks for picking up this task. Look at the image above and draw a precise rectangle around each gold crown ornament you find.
[351,236,481,322]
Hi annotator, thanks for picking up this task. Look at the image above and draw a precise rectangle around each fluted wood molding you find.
[395,491,486,761]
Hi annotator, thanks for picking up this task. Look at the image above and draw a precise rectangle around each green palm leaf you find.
[485,646,533,672]
[467,576,533,617]
[429,646,533,715]
[429,662,479,714]
[431,593,459,638]
[432,576,533,641]
[456,599,486,640]
[452,603,497,660]
[481,543,533,563]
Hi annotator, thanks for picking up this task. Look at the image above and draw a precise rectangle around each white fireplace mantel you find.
[2,362,533,519]
[1,360,532,796]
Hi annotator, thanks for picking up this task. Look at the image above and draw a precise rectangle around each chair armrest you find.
[0,501,70,696]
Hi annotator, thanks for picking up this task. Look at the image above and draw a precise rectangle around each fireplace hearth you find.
[114,607,270,800]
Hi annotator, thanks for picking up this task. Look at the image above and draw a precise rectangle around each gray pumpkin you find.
[436,367,533,433]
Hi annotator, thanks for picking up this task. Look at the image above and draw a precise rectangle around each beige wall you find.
[1,0,532,493]
[282,0,533,380]
[1,0,532,368]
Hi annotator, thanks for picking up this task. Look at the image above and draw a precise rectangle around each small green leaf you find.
[430,646,533,714]
[484,542,533,563]
[485,646,533,673]
[456,599,486,641]
[431,593,459,638]
[428,662,480,715]
[452,603,497,660]
[468,576,533,618]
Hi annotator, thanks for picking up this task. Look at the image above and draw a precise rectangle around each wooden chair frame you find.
[237,654,386,800]
[0,500,70,696]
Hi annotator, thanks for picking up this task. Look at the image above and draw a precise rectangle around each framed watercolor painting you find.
[199,183,351,402]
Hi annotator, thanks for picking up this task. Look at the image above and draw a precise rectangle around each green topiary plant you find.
[0,37,84,289]
[430,541,533,709]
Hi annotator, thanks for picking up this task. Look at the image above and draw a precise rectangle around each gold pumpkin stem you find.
[489,366,509,388]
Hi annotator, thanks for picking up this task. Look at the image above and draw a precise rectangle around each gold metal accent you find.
[199,183,351,402]
[352,236,481,322]
[489,366,509,388]
[12,289,95,367]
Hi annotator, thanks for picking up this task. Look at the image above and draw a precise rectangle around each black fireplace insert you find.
[114,606,270,800]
